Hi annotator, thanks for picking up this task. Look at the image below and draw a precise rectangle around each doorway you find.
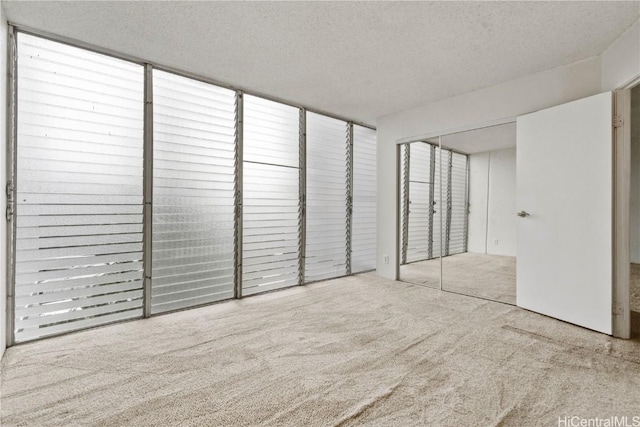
[628,85,640,337]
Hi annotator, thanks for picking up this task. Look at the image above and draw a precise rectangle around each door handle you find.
[517,211,530,218]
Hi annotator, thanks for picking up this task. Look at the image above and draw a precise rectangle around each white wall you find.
[486,148,516,257]
[1,2,7,359]
[468,148,516,257]
[601,20,640,91]
[376,57,602,279]
[467,152,489,253]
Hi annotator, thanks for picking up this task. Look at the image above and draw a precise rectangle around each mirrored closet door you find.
[398,122,517,305]
[399,141,442,289]
[440,123,517,304]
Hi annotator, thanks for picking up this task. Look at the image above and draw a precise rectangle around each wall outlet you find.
[493,238,499,245]
[383,254,389,264]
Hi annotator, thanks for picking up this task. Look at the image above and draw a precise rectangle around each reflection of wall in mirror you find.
[467,148,516,256]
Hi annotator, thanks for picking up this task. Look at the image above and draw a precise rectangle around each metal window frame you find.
[346,122,354,275]
[463,154,470,253]
[428,144,436,260]
[400,144,410,265]
[5,25,17,347]
[142,64,153,317]
[438,136,443,291]
[444,150,453,257]
[234,91,244,299]
[5,25,378,346]
[299,108,307,285]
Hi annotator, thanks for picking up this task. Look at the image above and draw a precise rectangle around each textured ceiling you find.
[440,122,516,154]
[3,1,639,125]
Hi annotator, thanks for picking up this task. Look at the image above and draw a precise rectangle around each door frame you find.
[613,75,640,339]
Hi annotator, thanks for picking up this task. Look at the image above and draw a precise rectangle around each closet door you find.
[406,142,433,263]
[432,146,444,259]
[305,113,349,282]
[517,92,613,334]
[448,152,468,255]
[242,96,301,295]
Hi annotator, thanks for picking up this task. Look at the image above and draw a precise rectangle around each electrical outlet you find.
[383,254,389,264]
[493,238,499,245]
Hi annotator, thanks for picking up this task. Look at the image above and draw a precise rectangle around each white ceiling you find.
[3,1,639,125]
[439,122,516,154]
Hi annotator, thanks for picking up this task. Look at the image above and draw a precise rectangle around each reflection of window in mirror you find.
[399,124,518,305]
[399,142,441,290]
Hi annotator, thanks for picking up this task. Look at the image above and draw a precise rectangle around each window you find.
[351,125,377,273]
[8,31,377,343]
[14,34,144,341]
[151,70,237,313]
[242,96,301,295]
[305,113,349,282]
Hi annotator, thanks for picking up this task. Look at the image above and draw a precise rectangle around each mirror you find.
[398,122,517,305]
[398,140,442,289]
[440,123,517,304]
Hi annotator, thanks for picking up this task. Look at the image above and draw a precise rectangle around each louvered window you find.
[448,152,468,255]
[14,34,144,341]
[151,70,237,313]
[433,147,444,258]
[406,143,433,263]
[242,96,301,295]
[305,113,349,282]
[402,144,468,264]
[351,125,376,273]
[9,31,378,343]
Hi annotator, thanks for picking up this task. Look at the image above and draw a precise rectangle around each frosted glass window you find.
[351,125,377,273]
[406,143,433,263]
[305,113,348,282]
[400,145,409,264]
[243,95,301,295]
[433,147,444,258]
[151,70,236,313]
[14,34,144,342]
[449,152,468,255]
[243,96,299,168]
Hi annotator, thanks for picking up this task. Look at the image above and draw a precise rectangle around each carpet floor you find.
[401,253,516,304]
[630,263,640,313]
[2,273,640,426]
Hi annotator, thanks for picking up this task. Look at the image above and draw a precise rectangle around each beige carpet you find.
[630,264,640,313]
[2,273,640,427]
[400,259,441,289]
[401,253,516,304]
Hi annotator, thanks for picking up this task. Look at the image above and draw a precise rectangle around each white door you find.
[516,92,613,334]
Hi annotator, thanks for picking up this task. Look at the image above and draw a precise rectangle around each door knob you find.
[517,211,530,217]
